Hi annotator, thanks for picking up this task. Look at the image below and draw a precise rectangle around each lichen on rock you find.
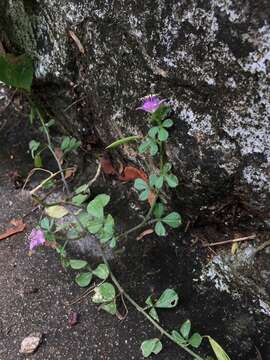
[1,0,269,216]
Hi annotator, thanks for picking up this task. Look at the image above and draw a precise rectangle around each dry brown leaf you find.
[101,155,117,175]
[147,190,156,206]
[0,219,26,241]
[136,228,154,240]
[118,166,148,182]
[68,30,85,54]
[65,166,77,179]
[54,147,64,165]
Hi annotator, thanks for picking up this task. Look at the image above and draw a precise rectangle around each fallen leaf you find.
[65,166,77,179]
[119,166,148,182]
[68,30,85,54]
[45,205,69,219]
[54,147,64,165]
[136,228,154,240]
[231,242,239,255]
[101,154,117,175]
[68,311,79,326]
[148,190,156,206]
[0,219,26,241]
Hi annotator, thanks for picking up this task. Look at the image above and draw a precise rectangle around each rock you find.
[20,332,42,354]
[0,0,269,217]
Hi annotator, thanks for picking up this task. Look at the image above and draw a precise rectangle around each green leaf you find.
[109,237,117,248]
[158,127,169,142]
[40,217,52,231]
[207,337,231,360]
[78,212,92,227]
[92,282,116,303]
[70,259,88,270]
[60,136,70,151]
[134,179,148,190]
[93,264,110,280]
[154,221,166,236]
[149,142,159,156]
[139,140,151,154]
[0,54,33,91]
[72,194,88,205]
[162,212,182,228]
[149,307,159,322]
[155,289,179,308]
[75,272,92,287]
[100,301,117,315]
[165,174,179,188]
[29,140,40,158]
[145,295,154,307]
[75,183,90,194]
[87,219,104,234]
[106,135,141,149]
[45,205,69,219]
[189,333,203,348]
[163,163,172,173]
[162,119,174,128]
[171,330,186,345]
[180,319,191,339]
[34,154,42,168]
[155,176,164,189]
[139,189,149,201]
[141,338,163,358]
[87,194,110,218]
[154,203,165,219]
[148,126,159,138]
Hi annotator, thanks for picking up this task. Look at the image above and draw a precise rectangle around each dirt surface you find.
[0,97,270,360]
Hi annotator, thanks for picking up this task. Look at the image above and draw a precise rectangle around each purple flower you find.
[137,95,166,113]
[29,229,45,251]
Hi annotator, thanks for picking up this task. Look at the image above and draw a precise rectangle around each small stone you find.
[20,332,42,354]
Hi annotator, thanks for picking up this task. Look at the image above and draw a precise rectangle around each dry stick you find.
[37,120,205,360]
[202,234,256,248]
[23,167,53,191]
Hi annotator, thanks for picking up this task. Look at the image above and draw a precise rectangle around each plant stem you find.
[116,192,159,241]
[36,110,205,360]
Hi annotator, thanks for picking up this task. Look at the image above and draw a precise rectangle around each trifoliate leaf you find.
[87,194,110,218]
[141,338,163,358]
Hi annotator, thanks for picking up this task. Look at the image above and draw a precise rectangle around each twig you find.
[202,234,256,248]
[23,168,53,191]
[254,239,270,256]
[86,162,102,188]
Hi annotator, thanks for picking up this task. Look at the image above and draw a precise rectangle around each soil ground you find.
[0,94,269,360]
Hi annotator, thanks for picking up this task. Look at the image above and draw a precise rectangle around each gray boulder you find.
[1,0,269,216]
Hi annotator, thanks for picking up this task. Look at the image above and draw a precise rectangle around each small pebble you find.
[20,332,42,354]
